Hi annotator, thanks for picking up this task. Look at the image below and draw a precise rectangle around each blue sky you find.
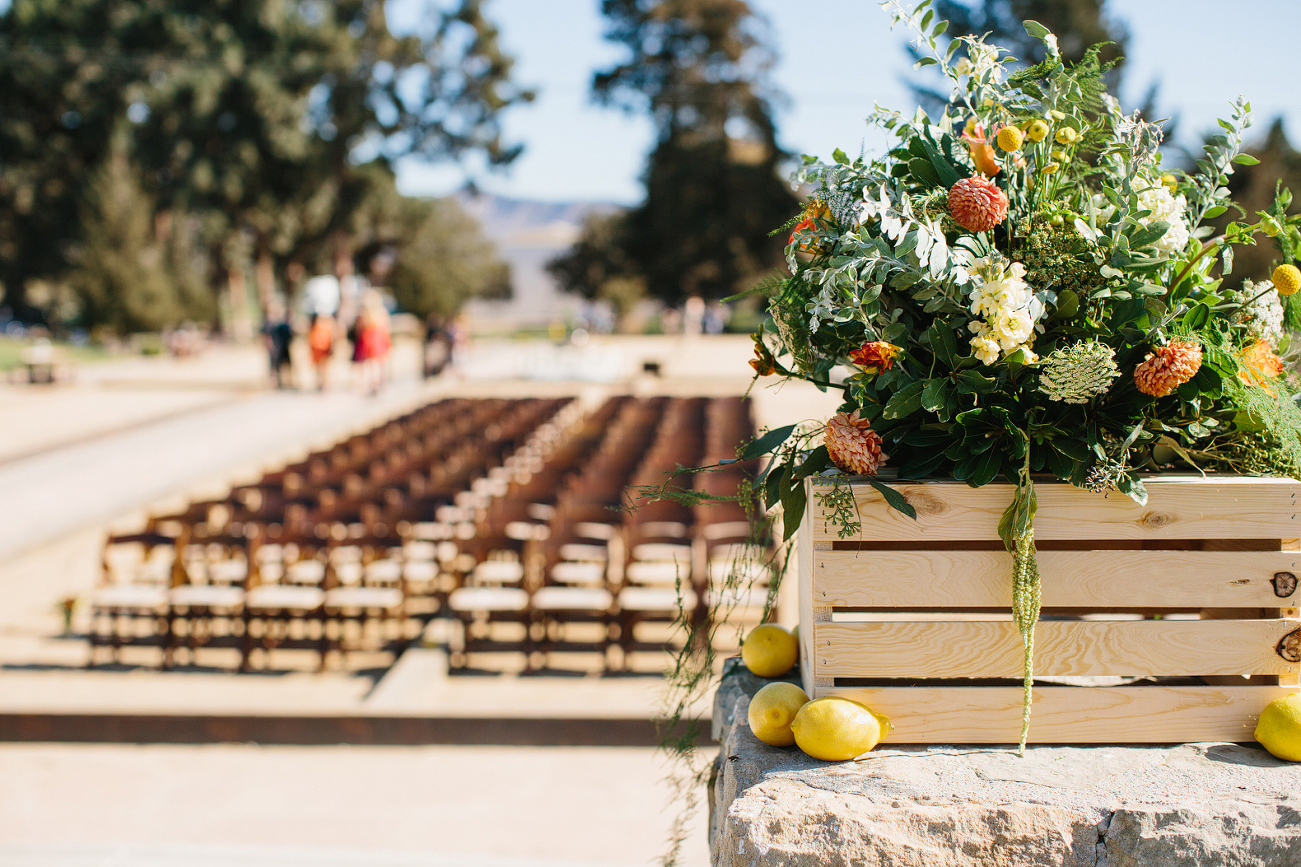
[394,0,1301,206]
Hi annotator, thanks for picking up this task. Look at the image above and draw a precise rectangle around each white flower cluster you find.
[1037,340,1121,404]
[1235,278,1285,345]
[1136,182,1190,257]
[966,257,1040,364]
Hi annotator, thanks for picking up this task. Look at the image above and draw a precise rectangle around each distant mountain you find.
[454,192,622,328]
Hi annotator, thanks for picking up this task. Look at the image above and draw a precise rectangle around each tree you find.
[0,0,532,334]
[574,0,798,305]
[387,196,510,321]
[68,136,177,333]
[546,210,645,324]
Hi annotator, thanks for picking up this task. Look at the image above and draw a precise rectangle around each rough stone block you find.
[711,667,1301,866]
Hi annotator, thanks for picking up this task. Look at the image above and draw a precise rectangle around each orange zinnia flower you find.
[849,340,902,374]
[788,200,831,252]
[962,123,1001,177]
[1238,338,1285,394]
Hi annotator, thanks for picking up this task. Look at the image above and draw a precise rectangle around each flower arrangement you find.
[748,1,1301,751]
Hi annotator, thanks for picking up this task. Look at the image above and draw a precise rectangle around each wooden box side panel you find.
[826,685,1290,743]
[813,549,1301,609]
[809,476,1301,543]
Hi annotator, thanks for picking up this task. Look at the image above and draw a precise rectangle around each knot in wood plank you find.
[1276,627,1301,663]
[1273,572,1298,598]
[904,491,947,518]
[1139,511,1174,529]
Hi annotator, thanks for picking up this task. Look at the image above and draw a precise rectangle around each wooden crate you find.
[797,475,1301,743]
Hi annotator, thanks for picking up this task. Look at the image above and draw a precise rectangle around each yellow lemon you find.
[1256,693,1301,761]
[790,696,893,761]
[1272,264,1301,296]
[741,623,798,677]
[791,624,800,661]
[747,682,810,747]
[996,126,1024,152]
[1026,119,1049,142]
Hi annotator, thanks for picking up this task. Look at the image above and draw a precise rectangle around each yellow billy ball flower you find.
[1040,162,1061,176]
[997,126,1025,152]
[1051,149,1070,163]
[1055,126,1079,145]
[1026,119,1049,142]
[1161,174,1178,193]
[1273,264,1301,296]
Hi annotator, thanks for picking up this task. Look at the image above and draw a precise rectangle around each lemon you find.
[741,624,798,678]
[790,696,893,761]
[747,682,810,746]
[791,624,800,661]
[1255,693,1301,761]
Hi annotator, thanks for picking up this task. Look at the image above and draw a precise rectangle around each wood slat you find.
[809,476,1301,542]
[816,619,1301,678]
[813,549,1301,608]
[823,685,1292,743]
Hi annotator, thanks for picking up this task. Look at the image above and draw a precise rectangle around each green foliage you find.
[0,0,531,333]
[387,197,511,321]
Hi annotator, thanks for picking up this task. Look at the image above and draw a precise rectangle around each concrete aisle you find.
[0,743,711,867]
[0,379,443,560]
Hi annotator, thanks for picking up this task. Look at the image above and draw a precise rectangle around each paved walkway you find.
[0,743,710,867]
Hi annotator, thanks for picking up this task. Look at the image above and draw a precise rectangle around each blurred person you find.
[448,314,470,372]
[307,312,335,390]
[422,314,452,378]
[354,290,391,395]
[683,295,705,335]
[703,301,727,335]
[261,300,294,389]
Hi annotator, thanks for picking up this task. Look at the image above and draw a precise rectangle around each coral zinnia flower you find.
[825,410,888,476]
[1134,340,1202,397]
[1238,338,1285,393]
[788,200,831,252]
[849,340,901,374]
[962,124,1001,177]
[948,176,1009,233]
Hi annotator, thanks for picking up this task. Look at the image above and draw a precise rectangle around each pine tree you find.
[576,0,798,305]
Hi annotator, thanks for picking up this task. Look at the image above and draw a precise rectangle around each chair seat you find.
[533,586,613,611]
[472,560,525,584]
[705,586,771,610]
[246,585,325,611]
[170,585,245,609]
[550,561,606,585]
[325,586,403,610]
[448,586,529,612]
[90,584,168,610]
[631,543,691,563]
[403,561,439,581]
[285,560,326,585]
[618,586,698,611]
[207,560,249,583]
[626,560,689,584]
[558,543,607,563]
[364,559,403,584]
[708,560,769,583]
[573,521,617,541]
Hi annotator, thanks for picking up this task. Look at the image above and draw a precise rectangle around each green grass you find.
[0,336,113,371]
